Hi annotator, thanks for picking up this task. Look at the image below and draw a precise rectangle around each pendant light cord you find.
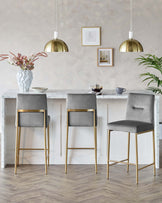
[130,0,133,32]
[55,0,58,32]
[54,0,58,39]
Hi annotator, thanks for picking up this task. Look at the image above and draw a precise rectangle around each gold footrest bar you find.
[137,130,153,135]
[109,159,136,166]
[68,147,95,150]
[19,148,48,150]
[138,163,154,171]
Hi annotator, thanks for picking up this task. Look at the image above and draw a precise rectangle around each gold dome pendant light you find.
[119,0,143,52]
[44,32,69,52]
[44,0,68,52]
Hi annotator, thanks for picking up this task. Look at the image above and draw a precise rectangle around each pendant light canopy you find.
[44,0,68,52]
[119,0,143,52]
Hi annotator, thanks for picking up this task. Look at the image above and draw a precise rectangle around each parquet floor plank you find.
[0,165,161,203]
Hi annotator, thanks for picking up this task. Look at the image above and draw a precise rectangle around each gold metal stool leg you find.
[44,125,47,175]
[47,125,50,166]
[107,130,111,179]
[152,130,156,176]
[14,122,19,174]
[17,127,21,166]
[135,133,138,184]
[127,132,130,172]
[65,125,69,174]
[94,126,97,174]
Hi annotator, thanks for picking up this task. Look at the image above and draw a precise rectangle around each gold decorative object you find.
[44,0,68,52]
[119,0,143,52]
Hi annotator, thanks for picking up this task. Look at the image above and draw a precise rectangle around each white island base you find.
[1,90,160,168]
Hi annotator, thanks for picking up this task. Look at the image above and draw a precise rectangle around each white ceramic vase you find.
[16,69,33,92]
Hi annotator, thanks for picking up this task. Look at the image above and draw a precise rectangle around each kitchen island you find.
[1,90,160,168]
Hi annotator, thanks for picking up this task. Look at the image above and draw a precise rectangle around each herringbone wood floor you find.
[0,140,162,202]
[0,165,161,203]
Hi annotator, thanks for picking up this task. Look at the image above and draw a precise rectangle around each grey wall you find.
[0,0,162,127]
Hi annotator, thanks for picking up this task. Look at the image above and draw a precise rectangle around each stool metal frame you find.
[107,128,156,184]
[65,108,97,174]
[15,109,50,175]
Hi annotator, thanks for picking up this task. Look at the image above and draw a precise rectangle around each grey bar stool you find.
[15,94,50,175]
[65,93,97,174]
[107,93,155,184]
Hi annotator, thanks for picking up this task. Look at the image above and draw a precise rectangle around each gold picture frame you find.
[81,26,101,46]
[97,48,114,67]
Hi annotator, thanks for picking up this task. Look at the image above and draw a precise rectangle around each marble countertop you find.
[2,89,156,100]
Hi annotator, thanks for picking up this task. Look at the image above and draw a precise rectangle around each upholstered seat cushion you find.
[18,114,50,127]
[108,120,154,133]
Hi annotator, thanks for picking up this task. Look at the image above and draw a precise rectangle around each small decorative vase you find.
[16,69,33,92]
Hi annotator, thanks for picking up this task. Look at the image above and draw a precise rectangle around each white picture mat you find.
[82,27,100,46]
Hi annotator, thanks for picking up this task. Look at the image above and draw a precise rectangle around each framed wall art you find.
[97,48,114,67]
[81,27,101,46]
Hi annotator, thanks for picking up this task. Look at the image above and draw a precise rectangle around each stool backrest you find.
[17,94,47,110]
[126,93,154,123]
[17,94,48,127]
[67,93,97,126]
